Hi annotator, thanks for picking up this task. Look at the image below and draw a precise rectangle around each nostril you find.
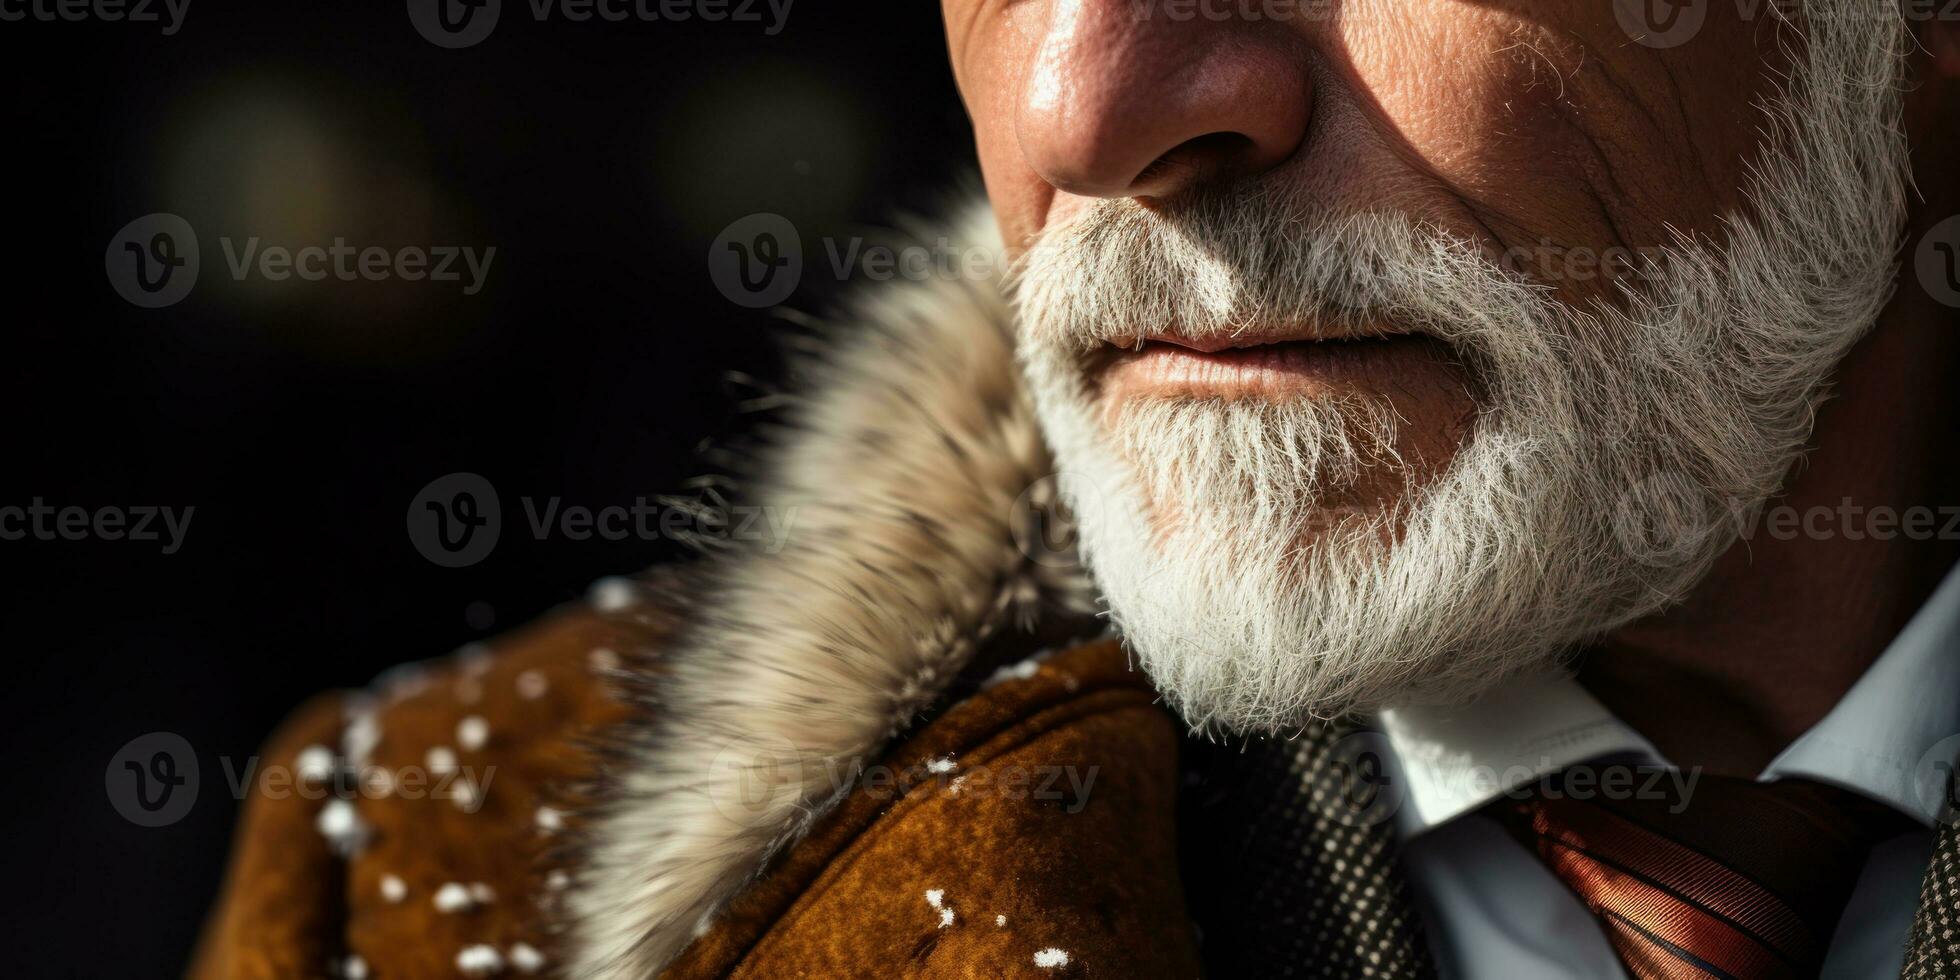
[1016,10,1311,201]
[1132,132,1257,197]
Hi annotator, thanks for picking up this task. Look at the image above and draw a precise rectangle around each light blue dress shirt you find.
[1374,564,1960,979]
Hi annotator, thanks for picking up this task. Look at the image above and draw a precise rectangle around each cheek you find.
[973,120,1057,255]
[1333,12,1611,243]
[1341,16,1559,190]
[1343,2,1779,234]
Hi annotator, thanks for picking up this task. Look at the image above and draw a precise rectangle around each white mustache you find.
[1006,187,1562,373]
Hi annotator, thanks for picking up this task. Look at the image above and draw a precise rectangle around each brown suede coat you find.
[191,600,1198,980]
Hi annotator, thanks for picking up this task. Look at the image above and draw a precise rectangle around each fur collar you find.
[566,202,1094,978]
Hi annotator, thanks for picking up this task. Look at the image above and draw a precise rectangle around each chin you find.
[1020,340,1559,732]
[1089,343,1478,554]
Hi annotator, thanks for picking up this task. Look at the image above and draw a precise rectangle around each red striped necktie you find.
[1491,774,1910,979]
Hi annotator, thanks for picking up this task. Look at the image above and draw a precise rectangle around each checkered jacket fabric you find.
[1902,778,1960,979]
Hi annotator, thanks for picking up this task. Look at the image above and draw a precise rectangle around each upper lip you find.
[1108,325,1413,353]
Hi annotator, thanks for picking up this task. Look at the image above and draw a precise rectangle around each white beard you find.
[1011,5,1913,734]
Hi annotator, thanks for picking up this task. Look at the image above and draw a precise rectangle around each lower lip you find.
[1099,335,1459,400]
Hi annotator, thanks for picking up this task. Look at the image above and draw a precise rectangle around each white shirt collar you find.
[1763,562,1960,826]
[1377,562,1960,836]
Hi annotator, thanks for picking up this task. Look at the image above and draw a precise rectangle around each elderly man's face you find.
[948,0,1790,526]
[949,0,1779,477]
[950,0,1772,278]
[945,0,1921,731]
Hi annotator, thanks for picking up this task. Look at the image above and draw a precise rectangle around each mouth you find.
[1097,328,1459,400]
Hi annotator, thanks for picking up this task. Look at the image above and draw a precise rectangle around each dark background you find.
[0,3,972,974]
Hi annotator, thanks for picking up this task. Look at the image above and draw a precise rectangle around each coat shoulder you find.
[188,688,352,980]
[664,638,1202,980]
[191,582,679,980]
